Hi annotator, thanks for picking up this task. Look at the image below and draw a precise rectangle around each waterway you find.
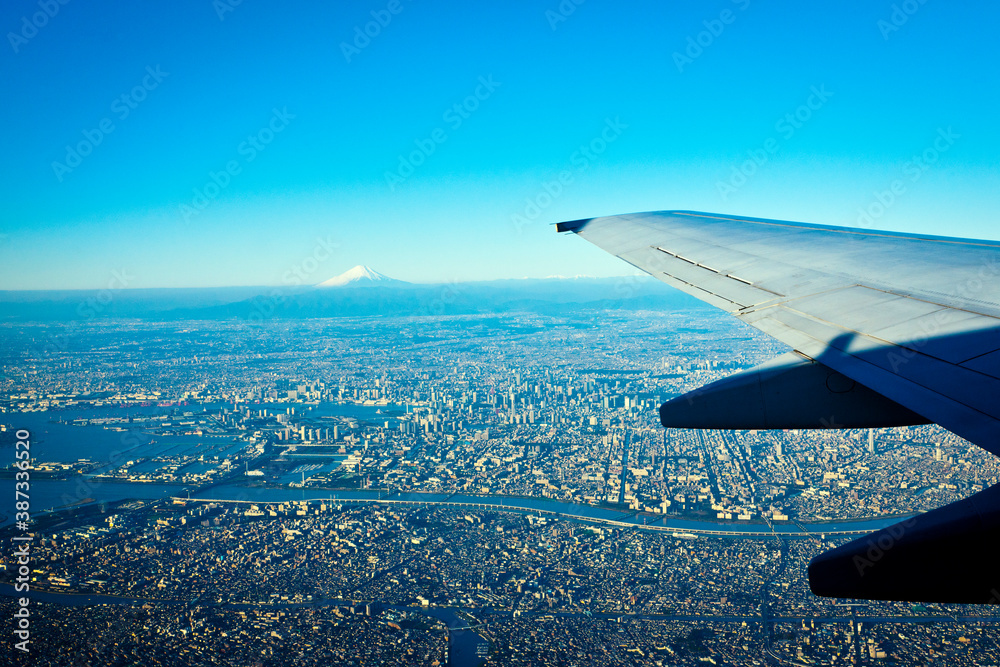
[0,471,914,535]
[2,404,917,535]
[190,485,914,537]
[0,478,187,527]
[0,402,402,465]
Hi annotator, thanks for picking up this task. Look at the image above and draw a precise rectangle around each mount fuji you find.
[314,265,408,288]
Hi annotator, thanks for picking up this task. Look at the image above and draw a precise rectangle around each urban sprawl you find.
[2,310,999,665]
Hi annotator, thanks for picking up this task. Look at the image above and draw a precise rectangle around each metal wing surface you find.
[558,210,1000,456]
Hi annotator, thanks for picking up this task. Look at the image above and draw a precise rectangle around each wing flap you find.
[647,251,780,307]
[616,245,777,311]
[809,481,1000,603]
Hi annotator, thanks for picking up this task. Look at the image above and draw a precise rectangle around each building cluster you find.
[4,313,997,524]
[2,311,1000,664]
[5,502,1000,665]
[5,598,448,667]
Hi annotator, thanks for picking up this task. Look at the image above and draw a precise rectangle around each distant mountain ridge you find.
[0,276,707,322]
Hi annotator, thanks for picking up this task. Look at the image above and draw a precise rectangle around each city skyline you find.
[3,1,1000,289]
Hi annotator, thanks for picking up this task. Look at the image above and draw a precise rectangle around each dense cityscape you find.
[3,306,1000,665]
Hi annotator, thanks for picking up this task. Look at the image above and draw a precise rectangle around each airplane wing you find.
[558,210,1000,604]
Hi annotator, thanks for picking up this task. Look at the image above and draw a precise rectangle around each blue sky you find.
[2,0,998,289]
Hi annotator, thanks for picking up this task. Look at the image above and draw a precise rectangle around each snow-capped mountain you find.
[314,265,407,288]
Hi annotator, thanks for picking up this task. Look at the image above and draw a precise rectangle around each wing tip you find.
[555,218,593,233]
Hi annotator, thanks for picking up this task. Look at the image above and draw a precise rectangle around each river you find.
[189,484,914,537]
[0,473,913,536]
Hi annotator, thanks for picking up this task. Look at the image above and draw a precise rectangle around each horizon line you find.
[0,273,652,293]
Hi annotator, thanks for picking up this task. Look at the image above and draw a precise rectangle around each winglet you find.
[556,218,593,233]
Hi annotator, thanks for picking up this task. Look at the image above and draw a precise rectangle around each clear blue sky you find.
[2,0,998,289]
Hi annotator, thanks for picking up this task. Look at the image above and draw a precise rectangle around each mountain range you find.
[0,270,705,322]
